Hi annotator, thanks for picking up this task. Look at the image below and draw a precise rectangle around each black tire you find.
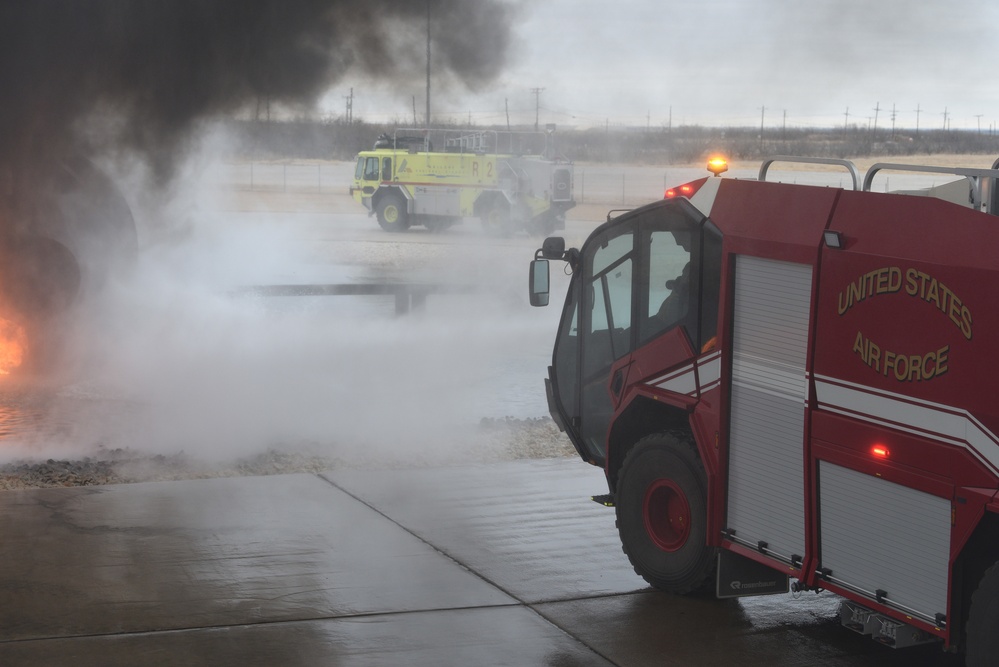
[965,561,999,665]
[375,194,409,232]
[615,432,716,593]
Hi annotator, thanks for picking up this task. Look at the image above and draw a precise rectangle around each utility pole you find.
[782,109,787,141]
[530,87,545,132]
[844,106,850,132]
[344,88,353,124]
[914,103,922,137]
[975,114,984,134]
[425,0,431,129]
[759,106,766,150]
[942,107,949,131]
[890,103,897,140]
[872,102,880,135]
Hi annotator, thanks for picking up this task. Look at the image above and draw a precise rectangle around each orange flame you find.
[0,317,27,376]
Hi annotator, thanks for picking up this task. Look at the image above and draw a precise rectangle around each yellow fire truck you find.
[349,128,574,234]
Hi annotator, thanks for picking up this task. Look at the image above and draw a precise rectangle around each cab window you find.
[362,157,379,181]
[642,229,693,343]
[585,232,634,374]
[381,157,392,181]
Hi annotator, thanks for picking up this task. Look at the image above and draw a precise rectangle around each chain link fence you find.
[210,161,715,206]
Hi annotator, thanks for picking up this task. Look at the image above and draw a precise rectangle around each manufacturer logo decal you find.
[730,580,780,590]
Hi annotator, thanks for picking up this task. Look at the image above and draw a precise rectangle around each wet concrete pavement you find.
[0,459,959,666]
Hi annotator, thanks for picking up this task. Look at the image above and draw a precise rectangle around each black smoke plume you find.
[0,0,517,178]
[0,0,517,370]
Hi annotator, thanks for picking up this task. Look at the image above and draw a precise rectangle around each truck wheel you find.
[965,561,999,665]
[376,194,409,232]
[616,432,716,594]
[481,203,512,236]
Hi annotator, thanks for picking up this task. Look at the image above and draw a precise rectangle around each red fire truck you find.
[529,155,999,661]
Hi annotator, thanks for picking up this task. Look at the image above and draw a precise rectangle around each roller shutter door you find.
[725,255,812,561]
[819,461,950,622]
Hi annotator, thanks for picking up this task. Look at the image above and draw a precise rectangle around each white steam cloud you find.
[0,140,562,466]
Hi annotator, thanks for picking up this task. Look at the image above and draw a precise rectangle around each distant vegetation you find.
[219,118,999,165]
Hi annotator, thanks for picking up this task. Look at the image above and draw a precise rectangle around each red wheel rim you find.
[643,479,691,552]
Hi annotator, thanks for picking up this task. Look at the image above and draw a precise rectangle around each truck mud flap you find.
[715,550,789,599]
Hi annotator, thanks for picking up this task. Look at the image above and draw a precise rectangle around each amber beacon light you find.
[707,157,729,176]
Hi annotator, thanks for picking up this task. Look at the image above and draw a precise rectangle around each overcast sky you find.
[327,0,999,132]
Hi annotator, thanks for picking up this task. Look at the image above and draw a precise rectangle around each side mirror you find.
[529,259,550,307]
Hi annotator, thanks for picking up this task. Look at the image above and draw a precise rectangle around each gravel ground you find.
[0,417,577,491]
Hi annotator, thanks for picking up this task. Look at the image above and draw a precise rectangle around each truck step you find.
[839,601,938,649]
[590,494,615,507]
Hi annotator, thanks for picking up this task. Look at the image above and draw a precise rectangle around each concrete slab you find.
[0,474,512,640]
[534,591,946,667]
[0,460,962,666]
[1,607,613,667]
[322,458,644,603]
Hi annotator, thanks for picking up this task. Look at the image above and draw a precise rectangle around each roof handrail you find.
[759,156,861,190]
[863,163,999,214]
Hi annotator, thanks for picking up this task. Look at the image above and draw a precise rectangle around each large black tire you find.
[965,561,999,665]
[615,432,716,593]
[0,155,137,372]
[375,194,409,232]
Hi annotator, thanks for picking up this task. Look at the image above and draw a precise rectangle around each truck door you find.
[578,228,635,463]
[725,255,813,565]
[356,156,380,195]
[549,200,717,467]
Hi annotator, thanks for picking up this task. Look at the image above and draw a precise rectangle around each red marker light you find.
[872,445,890,459]
[663,179,707,200]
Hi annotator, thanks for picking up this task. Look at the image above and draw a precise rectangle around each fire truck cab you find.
[530,156,999,662]
[350,128,574,235]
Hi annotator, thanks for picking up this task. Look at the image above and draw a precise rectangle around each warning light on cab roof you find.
[871,444,890,459]
[665,183,696,199]
[707,157,729,176]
